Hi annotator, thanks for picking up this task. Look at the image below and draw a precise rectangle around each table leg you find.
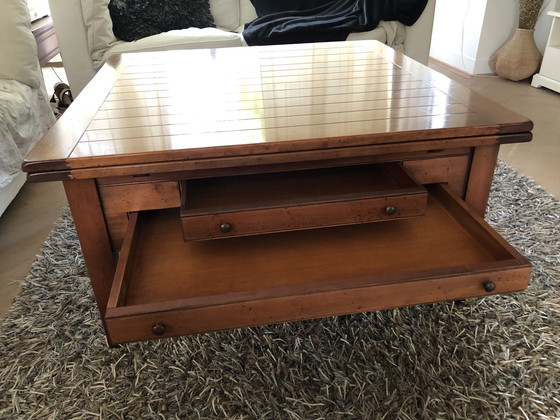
[63,179,115,321]
[465,144,500,216]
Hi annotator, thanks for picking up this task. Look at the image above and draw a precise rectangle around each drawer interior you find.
[181,163,424,214]
[105,184,530,344]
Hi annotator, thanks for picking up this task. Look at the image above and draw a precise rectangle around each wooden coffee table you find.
[24,41,533,345]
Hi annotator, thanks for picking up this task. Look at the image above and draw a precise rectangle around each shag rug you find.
[1,162,559,419]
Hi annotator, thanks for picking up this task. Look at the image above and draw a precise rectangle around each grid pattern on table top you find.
[71,42,492,159]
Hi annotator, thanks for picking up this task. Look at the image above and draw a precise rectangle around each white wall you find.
[430,0,481,73]
[430,0,558,74]
[475,0,518,74]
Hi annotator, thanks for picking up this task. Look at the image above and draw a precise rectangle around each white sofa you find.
[49,0,436,96]
[0,0,56,216]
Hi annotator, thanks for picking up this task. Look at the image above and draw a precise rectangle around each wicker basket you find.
[490,28,542,81]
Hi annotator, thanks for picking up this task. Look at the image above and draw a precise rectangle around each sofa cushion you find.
[103,27,244,62]
[239,0,258,26]
[82,0,234,66]
[81,0,120,65]
[210,0,240,31]
[0,0,41,88]
[108,0,216,42]
[347,21,406,53]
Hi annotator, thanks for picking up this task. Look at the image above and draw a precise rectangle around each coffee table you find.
[24,41,533,345]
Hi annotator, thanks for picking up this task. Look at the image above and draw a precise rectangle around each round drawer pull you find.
[483,281,496,293]
[219,222,232,233]
[384,205,397,216]
[152,323,166,336]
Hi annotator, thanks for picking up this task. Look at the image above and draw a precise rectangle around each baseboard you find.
[429,57,497,79]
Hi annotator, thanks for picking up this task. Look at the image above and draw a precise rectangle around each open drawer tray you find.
[105,184,531,345]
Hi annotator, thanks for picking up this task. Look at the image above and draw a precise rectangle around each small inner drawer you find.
[180,163,427,241]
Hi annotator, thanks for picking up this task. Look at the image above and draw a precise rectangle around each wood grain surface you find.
[23,41,532,176]
[104,185,530,343]
[19,41,534,344]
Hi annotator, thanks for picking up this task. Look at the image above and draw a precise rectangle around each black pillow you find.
[108,0,216,42]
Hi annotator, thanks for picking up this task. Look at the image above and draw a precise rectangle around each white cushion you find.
[103,27,243,62]
[80,0,120,64]
[347,22,406,53]
[239,0,257,26]
[209,0,240,31]
[346,26,387,43]
[81,0,241,66]
[0,0,41,88]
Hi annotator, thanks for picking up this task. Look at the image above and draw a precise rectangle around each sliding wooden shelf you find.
[180,163,427,240]
[105,185,530,344]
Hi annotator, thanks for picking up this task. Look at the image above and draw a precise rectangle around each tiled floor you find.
[0,58,559,319]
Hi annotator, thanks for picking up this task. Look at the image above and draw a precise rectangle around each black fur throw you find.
[108,0,216,42]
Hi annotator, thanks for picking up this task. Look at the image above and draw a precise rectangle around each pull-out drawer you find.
[180,163,427,241]
[105,184,530,345]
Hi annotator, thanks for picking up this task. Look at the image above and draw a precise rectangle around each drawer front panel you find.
[182,194,427,240]
[105,268,530,344]
[181,163,426,241]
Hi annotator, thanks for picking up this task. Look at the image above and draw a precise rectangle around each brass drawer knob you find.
[220,222,232,233]
[384,205,397,216]
[152,323,166,336]
[483,281,496,293]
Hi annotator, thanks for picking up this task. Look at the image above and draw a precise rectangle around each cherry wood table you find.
[24,41,533,345]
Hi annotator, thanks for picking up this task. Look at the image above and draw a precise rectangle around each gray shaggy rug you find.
[1,162,559,419]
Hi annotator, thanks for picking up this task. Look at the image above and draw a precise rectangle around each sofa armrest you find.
[48,0,96,96]
[403,0,436,65]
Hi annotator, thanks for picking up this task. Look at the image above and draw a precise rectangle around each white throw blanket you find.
[0,79,55,188]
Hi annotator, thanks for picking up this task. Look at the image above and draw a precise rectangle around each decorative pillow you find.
[108,0,216,42]
[0,0,41,88]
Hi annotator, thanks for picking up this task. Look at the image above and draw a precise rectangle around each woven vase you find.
[490,28,542,81]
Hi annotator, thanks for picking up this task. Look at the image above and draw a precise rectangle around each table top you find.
[24,41,532,177]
